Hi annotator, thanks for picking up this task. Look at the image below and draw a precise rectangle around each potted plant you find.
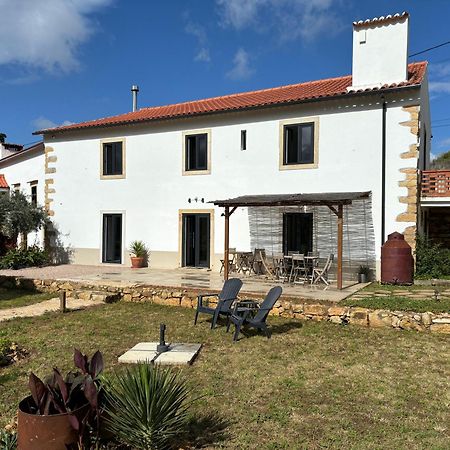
[17,349,103,450]
[129,240,148,269]
[357,265,372,283]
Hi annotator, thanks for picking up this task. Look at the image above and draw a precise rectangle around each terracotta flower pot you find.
[130,256,145,268]
[18,396,89,450]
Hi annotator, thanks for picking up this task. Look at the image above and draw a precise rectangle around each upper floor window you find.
[279,118,319,170]
[283,122,314,165]
[30,182,37,206]
[183,130,211,175]
[101,140,125,179]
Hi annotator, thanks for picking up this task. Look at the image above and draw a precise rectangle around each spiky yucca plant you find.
[102,364,190,450]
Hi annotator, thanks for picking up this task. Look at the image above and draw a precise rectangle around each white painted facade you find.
[0,144,46,246]
[44,84,428,274]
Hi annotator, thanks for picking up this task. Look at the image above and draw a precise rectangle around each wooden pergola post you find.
[337,204,343,290]
[224,206,230,281]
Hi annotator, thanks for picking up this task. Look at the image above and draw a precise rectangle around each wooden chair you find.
[290,254,309,284]
[220,248,237,274]
[311,254,334,285]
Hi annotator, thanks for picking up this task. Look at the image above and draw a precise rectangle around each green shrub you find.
[129,240,149,258]
[0,246,48,270]
[103,364,191,450]
[415,235,450,279]
[0,429,17,450]
[0,338,12,366]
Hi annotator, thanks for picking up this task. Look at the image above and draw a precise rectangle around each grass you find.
[0,289,54,310]
[342,295,450,313]
[0,302,449,449]
[342,283,450,313]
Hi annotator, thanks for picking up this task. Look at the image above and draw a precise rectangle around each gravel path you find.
[0,297,104,322]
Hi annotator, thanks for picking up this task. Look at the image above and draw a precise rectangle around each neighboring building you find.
[0,141,23,160]
[28,13,431,279]
[0,142,46,246]
[0,174,9,194]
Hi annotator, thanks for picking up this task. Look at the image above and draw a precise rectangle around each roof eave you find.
[33,83,422,136]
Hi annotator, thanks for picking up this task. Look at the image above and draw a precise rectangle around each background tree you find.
[430,150,450,169]
[0,133,6,144]
[0,191,47,249]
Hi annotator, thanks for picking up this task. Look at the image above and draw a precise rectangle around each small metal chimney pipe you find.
[131,85,139,112]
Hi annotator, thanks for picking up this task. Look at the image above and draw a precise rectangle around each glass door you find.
[102,214,122,263]
[182,213,210,267]
[283,213,313,255]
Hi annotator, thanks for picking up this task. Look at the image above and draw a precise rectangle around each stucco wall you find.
[44,90,423,274]
[0,149,46,246]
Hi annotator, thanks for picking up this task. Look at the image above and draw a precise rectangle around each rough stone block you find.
[304,304,328,316]
[328,306,348,317]
[348,308,369,326]
[368,310,392,328]
[430,323,450,334]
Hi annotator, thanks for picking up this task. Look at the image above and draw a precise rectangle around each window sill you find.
[100,174,126,180]
[279,163,318,171]
[182,169,211,176]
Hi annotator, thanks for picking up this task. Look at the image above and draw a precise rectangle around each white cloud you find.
[32,117,74,130]
[438,137,450,148]
[216,0,342,41]
[185,20,211,63]
[0,0,112,74]
[195,48,211,62]
[429,81,450,94]
[430,62,450,78]
[226,48,253,80]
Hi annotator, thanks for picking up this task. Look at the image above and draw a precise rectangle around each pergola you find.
[212,191,371,290]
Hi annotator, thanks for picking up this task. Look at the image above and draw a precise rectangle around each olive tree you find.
[0,191,47,248]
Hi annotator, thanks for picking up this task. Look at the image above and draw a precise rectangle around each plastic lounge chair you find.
[226,286,282,341]
[194,278,243,329]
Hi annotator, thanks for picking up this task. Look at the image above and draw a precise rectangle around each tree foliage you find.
[0,191,47,242]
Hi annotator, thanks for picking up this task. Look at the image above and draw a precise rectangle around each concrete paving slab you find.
[118,342,202,366]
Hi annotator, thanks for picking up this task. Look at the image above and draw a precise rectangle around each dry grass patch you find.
[0,301,449,449]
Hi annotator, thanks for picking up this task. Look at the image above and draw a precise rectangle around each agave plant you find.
[129,240,149,258]
[0,429,17,450]
[102,364,191,450]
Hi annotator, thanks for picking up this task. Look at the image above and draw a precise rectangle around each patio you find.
[0,264,365,302]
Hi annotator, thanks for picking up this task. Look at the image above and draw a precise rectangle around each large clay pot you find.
[130,256,144,268]
[18,396,89,450]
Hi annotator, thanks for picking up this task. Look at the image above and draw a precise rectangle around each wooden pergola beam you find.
[223,206,238,281]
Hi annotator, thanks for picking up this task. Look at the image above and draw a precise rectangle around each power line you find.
[432,123,450,129]
[409,40,450,57]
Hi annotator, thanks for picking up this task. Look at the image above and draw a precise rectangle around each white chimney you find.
[350,12,409,90]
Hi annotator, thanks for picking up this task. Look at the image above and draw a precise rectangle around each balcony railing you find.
[421,170,450,197]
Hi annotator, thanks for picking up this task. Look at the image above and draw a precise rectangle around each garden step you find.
[69,290,120,303]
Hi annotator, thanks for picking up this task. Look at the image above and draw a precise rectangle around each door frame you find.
[99,210,126,265]
[178,209,214,269]
[282,212,313,255]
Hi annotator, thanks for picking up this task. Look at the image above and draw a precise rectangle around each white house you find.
[23,12,430,279]
[0,142,46,246]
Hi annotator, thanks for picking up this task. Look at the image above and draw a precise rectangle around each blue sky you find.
[1,0,450,156]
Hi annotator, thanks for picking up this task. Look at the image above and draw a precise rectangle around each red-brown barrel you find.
[381,232,413,284]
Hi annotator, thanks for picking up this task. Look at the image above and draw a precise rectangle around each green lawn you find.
[0,302,449,449]
[0,289,54,310]
[342,283,450,313]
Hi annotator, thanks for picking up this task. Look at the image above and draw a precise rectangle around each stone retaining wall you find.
[1,276,449,334]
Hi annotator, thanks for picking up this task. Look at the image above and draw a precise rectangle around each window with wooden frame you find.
[182,130,211,175]
[30,183,37,206]
[279,117,319,170]
[101,140,125,178]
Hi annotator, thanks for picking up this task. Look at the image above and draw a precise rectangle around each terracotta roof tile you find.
[34,61,427,135]
[353,12,408,28]
[0,175,9,189]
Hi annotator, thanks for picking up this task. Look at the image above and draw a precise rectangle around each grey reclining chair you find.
[227,286,282,341]
[194,278,243,329]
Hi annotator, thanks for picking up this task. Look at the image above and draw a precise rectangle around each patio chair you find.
[290,254,309,284]
[226,286,282,342]
[219,248,237,274]
[194,278,243,329]
[311,253,334,285]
